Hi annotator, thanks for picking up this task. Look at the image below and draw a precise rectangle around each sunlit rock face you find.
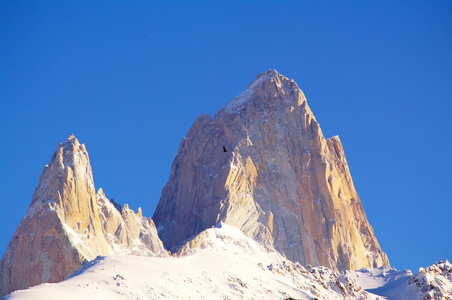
[153,69,390,271]
[0,136,166,297]
[0,135,109,297]
[97,189,167,257]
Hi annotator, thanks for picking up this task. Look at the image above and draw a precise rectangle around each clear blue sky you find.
[1,1,451,273]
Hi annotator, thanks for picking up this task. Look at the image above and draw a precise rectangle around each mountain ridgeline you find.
[0,70,389,297]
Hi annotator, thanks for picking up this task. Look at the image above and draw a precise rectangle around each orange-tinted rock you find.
[0,135,109,297]
[97,190,167,256]
[0,136,166,297]
[153,70,390,271]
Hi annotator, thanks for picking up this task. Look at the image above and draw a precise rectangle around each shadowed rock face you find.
[153,69,390,271]
[0,136,166,297]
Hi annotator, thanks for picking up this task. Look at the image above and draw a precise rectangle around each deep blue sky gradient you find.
[1,0,451,273]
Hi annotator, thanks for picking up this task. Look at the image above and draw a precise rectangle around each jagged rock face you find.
[0,135,166,297]
[0,135,109,297]
[408,260,452,300]
[153,69,390,271]
[97,189,167,257]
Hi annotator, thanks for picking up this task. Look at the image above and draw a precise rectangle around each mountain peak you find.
[252,68,283,82]
[0,136,166,297]
[248,69,297,91]
[222,69,305,114]
[67,134,77,143]
[154,70,390,271]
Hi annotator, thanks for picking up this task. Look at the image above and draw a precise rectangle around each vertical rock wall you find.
[153,70,390,271]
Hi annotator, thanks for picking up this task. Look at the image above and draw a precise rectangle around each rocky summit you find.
[153,69,390,271]
[0,135,166,297]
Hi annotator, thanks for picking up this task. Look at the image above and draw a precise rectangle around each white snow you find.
[4,222,451,300]
[223,71,279,114]
[224,86,253,114]
[4,223,377,300]
[347,261,452,300]
[347,267,413,299]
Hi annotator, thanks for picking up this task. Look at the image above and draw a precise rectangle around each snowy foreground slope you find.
[347,260,452,300]
[4,224,373,300]
[4,223,451,300]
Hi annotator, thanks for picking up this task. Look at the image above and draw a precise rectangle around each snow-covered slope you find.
[3,224,451,299]
[3,223,377,300]
[347,260,452,300]
[174,222,284,265]
[407,260,452,300]
[348,267,413,299]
